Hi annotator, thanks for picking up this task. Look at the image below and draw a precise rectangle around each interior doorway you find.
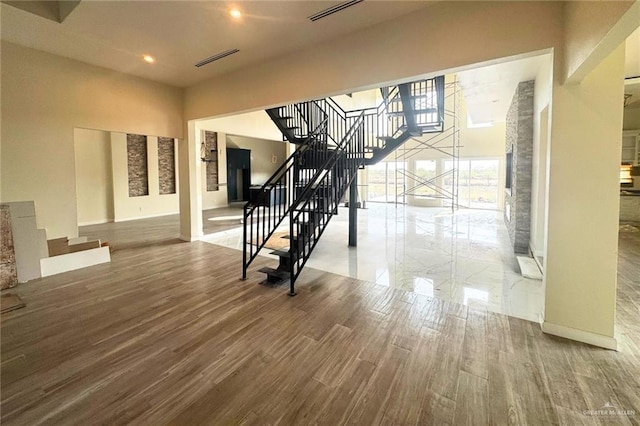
[226,147,251,202]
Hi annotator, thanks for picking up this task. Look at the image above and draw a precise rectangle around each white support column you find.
[179,120,203,242]
[542,45,625,350]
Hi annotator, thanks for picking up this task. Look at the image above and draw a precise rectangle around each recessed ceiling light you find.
[143,55,155,64]
[229,9,242,19]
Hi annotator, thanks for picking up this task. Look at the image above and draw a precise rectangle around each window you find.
[367,161,407,203]
[414,160,437,198]
[367,162,386,202]
[445,158,500,209]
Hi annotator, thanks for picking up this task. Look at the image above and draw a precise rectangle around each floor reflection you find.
[202,203,544,321]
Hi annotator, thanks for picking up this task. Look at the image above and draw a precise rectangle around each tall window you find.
[367,161,407,203]
[367,162,386,202]
[445,159,500,209]
[414,160,437,198]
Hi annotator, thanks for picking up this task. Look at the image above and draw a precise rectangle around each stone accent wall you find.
[158,137,176,195]
[127,134,149,197]
[205,131,219,191]
[504,80,534,253]
[0,205,17,289]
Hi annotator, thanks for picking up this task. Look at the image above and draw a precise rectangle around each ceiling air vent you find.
[308,0,364,22]
[195,49,240,68]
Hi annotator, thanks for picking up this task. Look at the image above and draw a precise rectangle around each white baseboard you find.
[541,321,617,350]
[114,211,179,223]
[78,219,114,226]
[179,234,202,242]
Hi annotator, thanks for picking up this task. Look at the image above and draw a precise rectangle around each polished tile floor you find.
[202,204,545,322]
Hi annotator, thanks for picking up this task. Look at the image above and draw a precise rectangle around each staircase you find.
[242,76,445,295]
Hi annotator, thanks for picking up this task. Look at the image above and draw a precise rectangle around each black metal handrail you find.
[286,112,366,295]
[249,76,446,289]
[242,119,329,279]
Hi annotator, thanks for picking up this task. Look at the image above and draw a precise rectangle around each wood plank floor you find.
[1,224,639,425]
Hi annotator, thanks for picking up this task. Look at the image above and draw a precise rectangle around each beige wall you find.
[1,41,183,238]
[198,111,282,142]
[74,128,114,226]
[544,45,626,343]
[196,127,288,211]
[530,55,554,259]
[564,1,636,82]
[110,133,179,222]
[74,128,179,224]
[226,135,287,186]
[184,2,564,122]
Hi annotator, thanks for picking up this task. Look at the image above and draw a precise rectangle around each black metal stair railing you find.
[266,101,328,143]
[242,119,330,279]
[317,85,403,152]
[286,112,366,295]
[250,76,446,289]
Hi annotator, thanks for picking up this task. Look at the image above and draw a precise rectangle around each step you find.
[270,249,296,258]
[388,95,431,102]
[516,256,543,280]
[398,126,422,136]
[270,249,298,270]
[258,266,290,284]
[386,108,438,116]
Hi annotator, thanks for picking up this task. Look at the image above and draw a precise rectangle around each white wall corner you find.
[541,321,617,351]
[179,234,201,242]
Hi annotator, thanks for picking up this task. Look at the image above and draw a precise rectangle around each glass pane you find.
[367,162,386,202]
[444,160,469,207]
[386,162,407,203]
[414,160,437,198]
[468,159,499,209]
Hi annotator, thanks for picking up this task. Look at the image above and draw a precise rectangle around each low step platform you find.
[516,256,543,280]
[258,266,290,284]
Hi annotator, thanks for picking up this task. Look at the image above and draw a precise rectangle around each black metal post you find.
[242,204,248,280]
[349,173,358,247]
[288,209,296,297]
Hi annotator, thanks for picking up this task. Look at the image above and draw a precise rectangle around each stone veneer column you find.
[158,137,176,195]
[127,134,149,197]
[204,131,219,191]
[504,80,534,253]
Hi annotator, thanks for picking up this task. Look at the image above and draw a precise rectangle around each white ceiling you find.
[457,54,552,125]
[626,26,640,78]
[625,26,640,109]
[458,24,640,123]
[0,0,432,88]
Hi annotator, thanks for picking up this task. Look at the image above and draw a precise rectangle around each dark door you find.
[227,148,251,202]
